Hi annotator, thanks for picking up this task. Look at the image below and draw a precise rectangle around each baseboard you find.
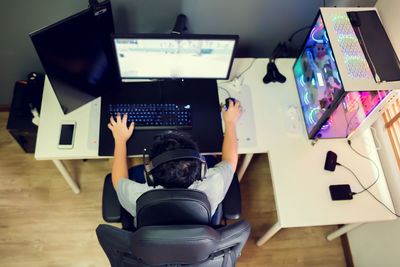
[0,105,10,112]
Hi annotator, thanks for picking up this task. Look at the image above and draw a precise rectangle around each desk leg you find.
[237,153,254,182]
[326,223,363,241]
[256,221,282,246]
[52,160,80,194]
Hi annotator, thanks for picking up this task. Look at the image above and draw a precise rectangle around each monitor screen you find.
[30,1,116,114]
[113,35,238,80]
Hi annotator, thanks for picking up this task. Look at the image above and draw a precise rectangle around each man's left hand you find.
[108,113,135,144]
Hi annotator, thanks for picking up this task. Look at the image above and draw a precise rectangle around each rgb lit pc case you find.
[293,8,399,139]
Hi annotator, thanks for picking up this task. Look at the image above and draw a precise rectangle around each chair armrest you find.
[216,220,251,261]
[222,173,241,220]
[96,224,134,264]
[102,173,122,222]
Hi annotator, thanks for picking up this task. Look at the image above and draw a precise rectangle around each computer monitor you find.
[112,34,239,81]
[30,0,116,114]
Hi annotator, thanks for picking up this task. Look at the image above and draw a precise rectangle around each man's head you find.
[148,131,202,188]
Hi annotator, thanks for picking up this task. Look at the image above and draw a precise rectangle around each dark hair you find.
[149,131,201,188]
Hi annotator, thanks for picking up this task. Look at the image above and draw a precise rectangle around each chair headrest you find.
[136,189,212,228]
[131,225,220,265]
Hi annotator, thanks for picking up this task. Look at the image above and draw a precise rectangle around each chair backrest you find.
[136,189,212,228]
[96,220,251,267]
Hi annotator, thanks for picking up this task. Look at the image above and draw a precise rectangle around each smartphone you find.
[58,122,76,149]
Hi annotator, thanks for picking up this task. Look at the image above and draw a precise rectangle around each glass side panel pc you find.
[316,90,390,138]
[293,13,345,139]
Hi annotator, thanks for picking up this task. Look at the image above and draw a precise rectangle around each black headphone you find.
[143,148,207,188]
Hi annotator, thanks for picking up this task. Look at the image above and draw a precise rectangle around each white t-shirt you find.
[116,161,234,219]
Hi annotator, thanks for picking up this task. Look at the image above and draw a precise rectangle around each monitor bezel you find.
[29,0,115,114]
[111,33,239,80]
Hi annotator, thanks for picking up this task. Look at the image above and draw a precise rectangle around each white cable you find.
[31,108,40,126]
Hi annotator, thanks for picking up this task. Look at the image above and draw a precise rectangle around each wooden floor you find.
[0,112,347,266]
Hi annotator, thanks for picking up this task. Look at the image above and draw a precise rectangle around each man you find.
[107,99,242,226]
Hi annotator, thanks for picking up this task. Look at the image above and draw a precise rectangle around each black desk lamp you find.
[171,14,188,34]
[263,42,287,84]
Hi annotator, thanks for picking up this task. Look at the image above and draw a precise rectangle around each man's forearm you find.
[112,141,129,189]
[222,122,238,171]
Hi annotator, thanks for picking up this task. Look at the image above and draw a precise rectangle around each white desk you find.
[35,58,396,244]
[223,58,396,245]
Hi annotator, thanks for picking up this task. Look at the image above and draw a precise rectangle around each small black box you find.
[324,151,338,172]
[329,184,353,201]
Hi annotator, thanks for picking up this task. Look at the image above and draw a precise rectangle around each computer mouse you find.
[225,97,236,110]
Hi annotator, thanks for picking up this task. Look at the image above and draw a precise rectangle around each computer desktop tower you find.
[7,73,44,153]
[293,7,400,139]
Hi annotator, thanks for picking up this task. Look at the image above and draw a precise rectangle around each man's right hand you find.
[220,99,242,172]
[221,99,243,125]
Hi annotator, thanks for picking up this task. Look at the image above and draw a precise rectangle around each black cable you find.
[338,161,400,217]
[219,58,257,85]
[287,26,312,43]
[285,26,311,58]
[345,140,380,193]
[337,163,377,194]
[237,58,257,78]
[217,86,231,98]
[348,140,380,177]
[337,141,400,217]
[360,186,400,217]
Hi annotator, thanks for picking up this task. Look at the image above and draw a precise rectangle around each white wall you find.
[0,0,376,105]
[347,3,400,266]
[348,116,400,266]
[348,220,400,267]
[375,0,400,61]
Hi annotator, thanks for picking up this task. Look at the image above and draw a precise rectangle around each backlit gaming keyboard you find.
[109,103,192,130]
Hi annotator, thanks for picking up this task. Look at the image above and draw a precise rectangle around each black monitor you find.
[30,0,116,114]
[112,34,239,81]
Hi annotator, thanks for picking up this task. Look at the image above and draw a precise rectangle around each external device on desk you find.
[29,0,116,114]
[7,73,45,153]
[323,150,354,200]
[324,151,338,172]
[329,185,353,201]
[58,122,76,149]
[98,34,239,156]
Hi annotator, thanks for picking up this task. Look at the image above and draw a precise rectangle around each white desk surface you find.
[35,58,396,227]
[227,58,396,227]
[35,76,101,160]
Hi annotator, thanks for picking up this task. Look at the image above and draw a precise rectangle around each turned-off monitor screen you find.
[113,35,238,80]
